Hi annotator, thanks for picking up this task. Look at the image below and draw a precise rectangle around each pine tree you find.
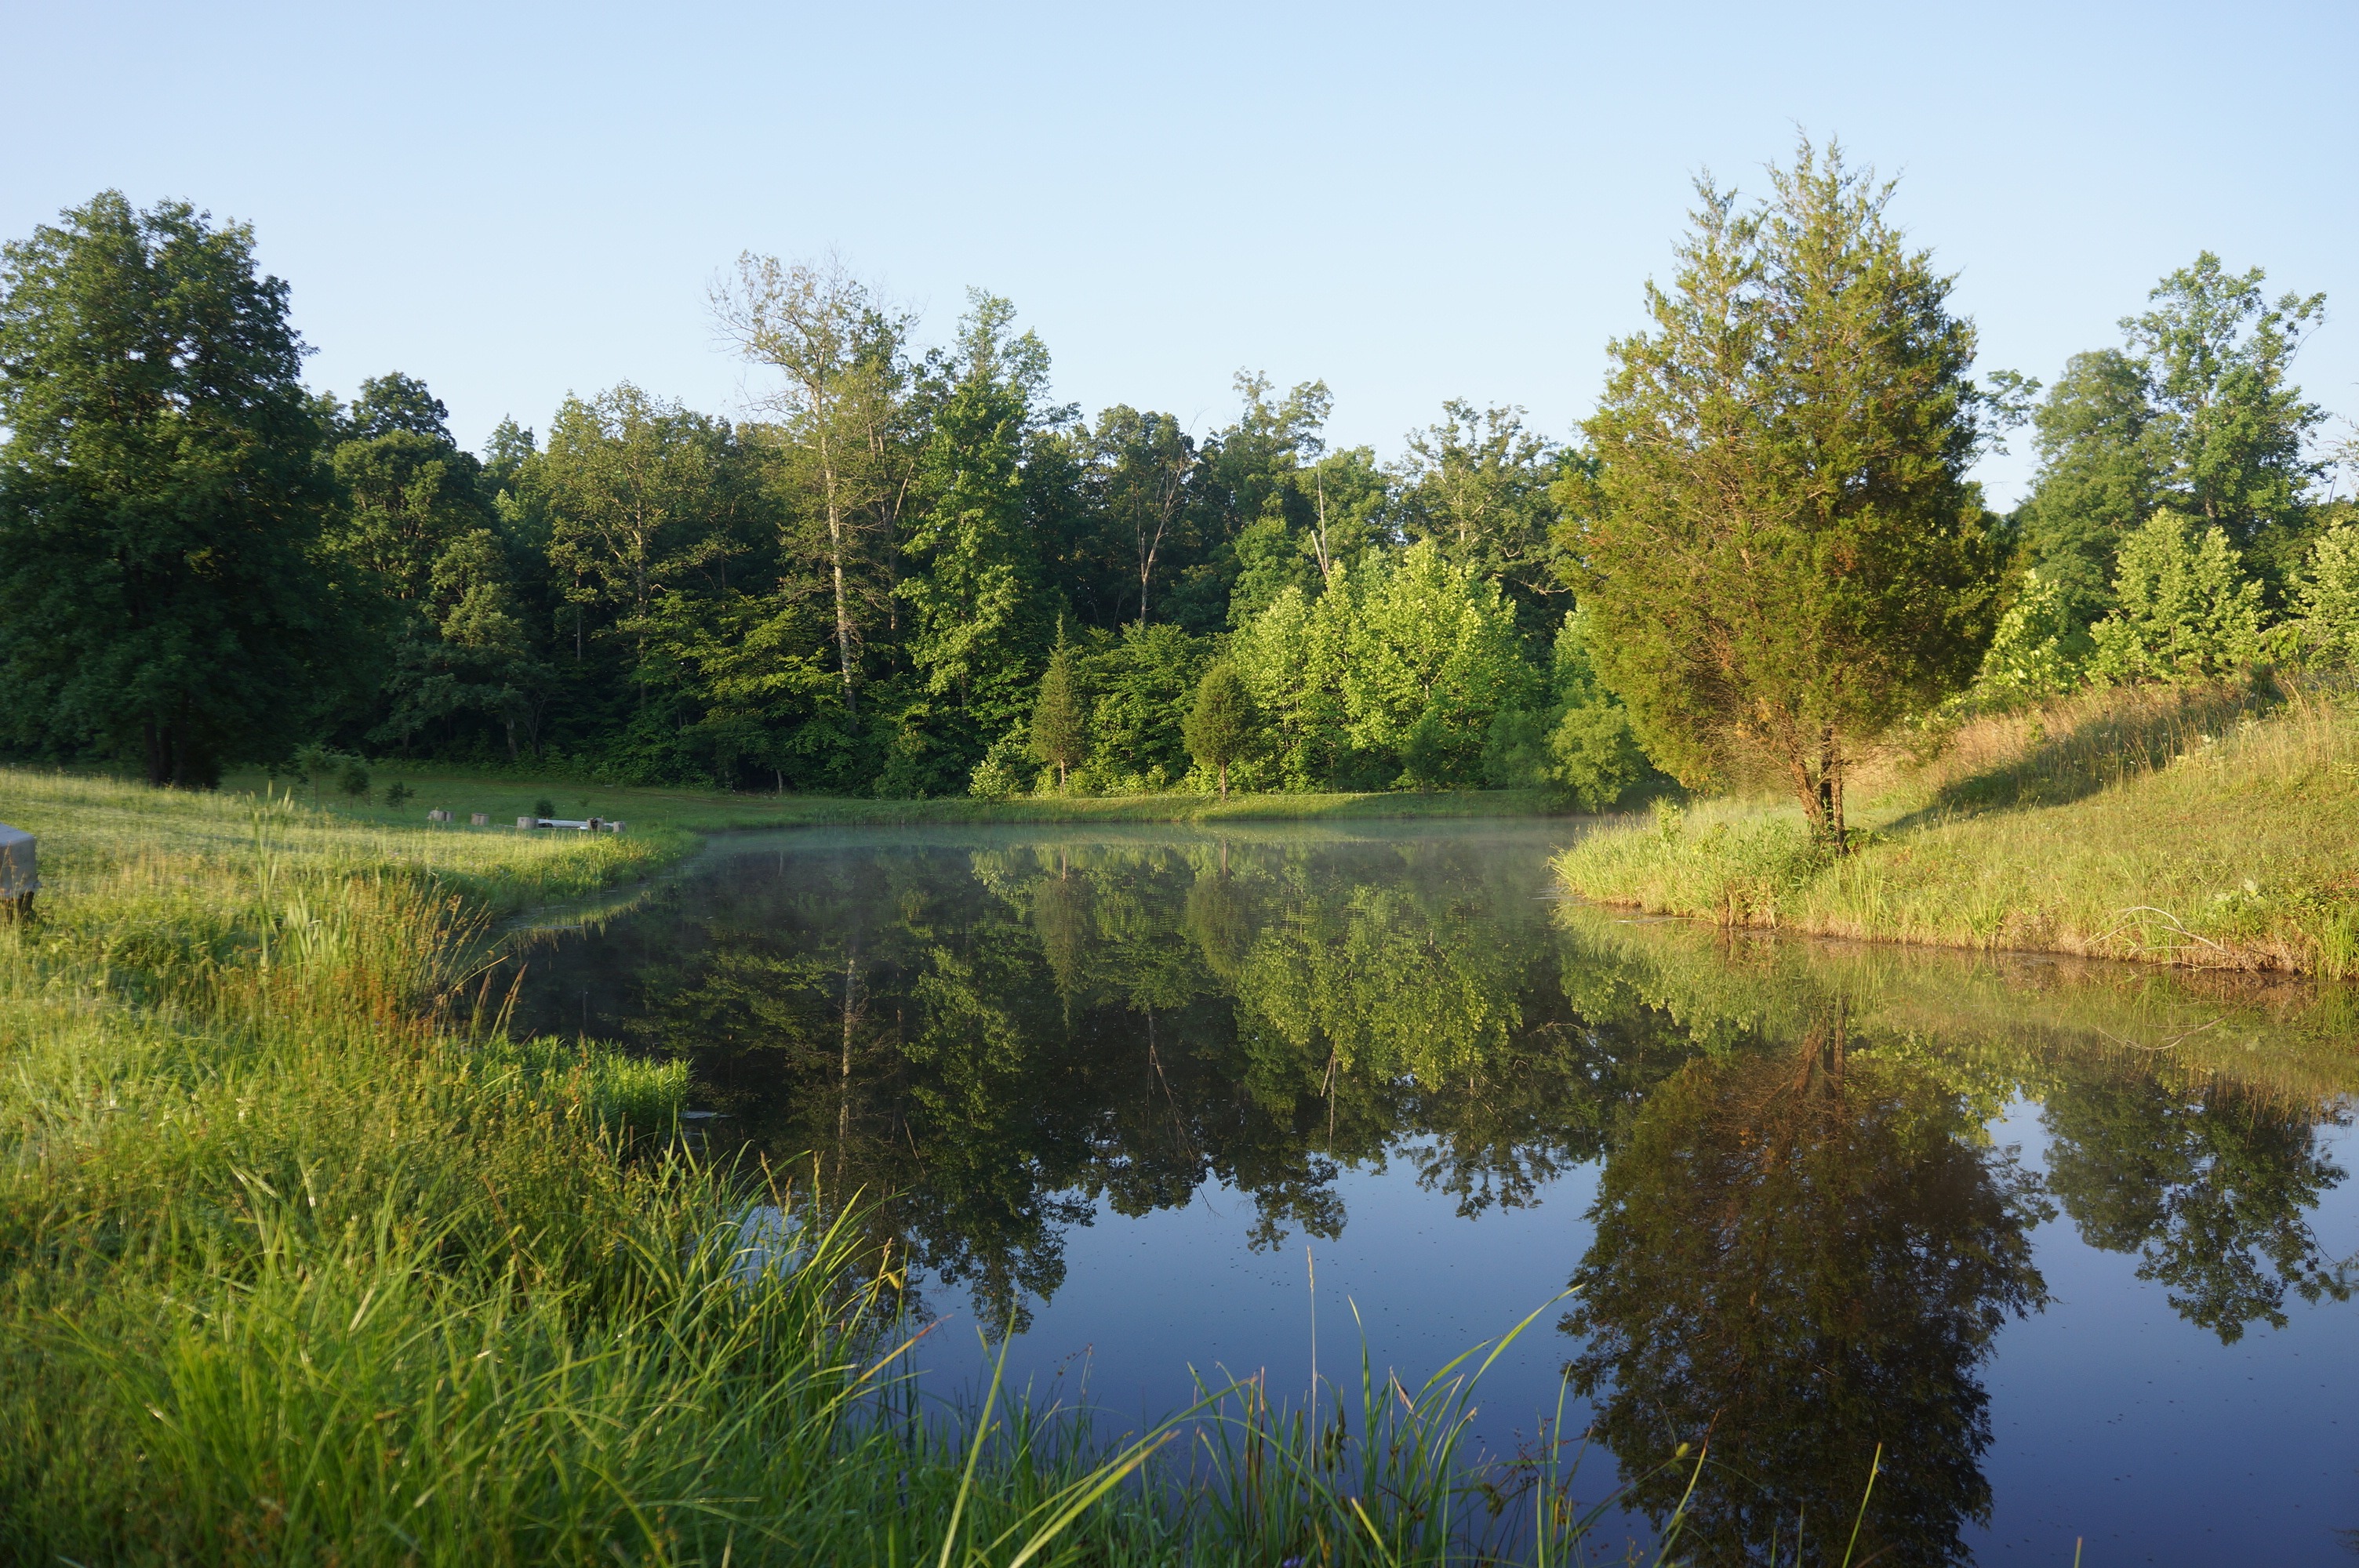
[1574,138,2000,847]
[1184,662,1257,799]
[1028,641,1087,791]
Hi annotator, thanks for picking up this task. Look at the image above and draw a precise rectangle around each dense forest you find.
[2,145,2351,807]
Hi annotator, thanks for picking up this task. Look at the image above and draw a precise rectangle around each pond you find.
[510,820,2359,1565]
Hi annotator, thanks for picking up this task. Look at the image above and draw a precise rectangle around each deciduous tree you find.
[714,254,919,713]
[0,193,354,786]
[2015,255,2327,612]
[2088,510,2266,684]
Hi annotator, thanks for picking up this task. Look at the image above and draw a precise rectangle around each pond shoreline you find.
[1553,683,2359,979]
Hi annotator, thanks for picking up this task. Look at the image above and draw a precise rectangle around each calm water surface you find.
[512,822,2359,1566]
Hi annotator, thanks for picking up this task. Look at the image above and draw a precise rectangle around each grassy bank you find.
[1555,679,2359,975]
[216,762,1566,834]
[0,767,1666,1566]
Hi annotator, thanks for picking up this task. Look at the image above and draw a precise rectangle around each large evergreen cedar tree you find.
[1572,142,2001,844]
[0,194,355,786]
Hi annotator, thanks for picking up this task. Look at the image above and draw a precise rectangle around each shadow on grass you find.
[1881,678,2284,837]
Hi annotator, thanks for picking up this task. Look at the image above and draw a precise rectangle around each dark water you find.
[511,822,2359,1566]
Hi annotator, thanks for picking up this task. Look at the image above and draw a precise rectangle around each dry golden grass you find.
[1557,677,2359,975]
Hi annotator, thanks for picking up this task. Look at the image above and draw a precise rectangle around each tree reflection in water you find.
[516,832,1693,1330]
[1561,1013,2052,1566]
[2041,1069,2351,1341]
[508,828,2355,1558]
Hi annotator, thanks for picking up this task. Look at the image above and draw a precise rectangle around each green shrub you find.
[2090,512,2266,684]
[1973,568,2094,706]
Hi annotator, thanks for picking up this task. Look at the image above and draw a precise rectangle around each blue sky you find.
[9,0,2354,506]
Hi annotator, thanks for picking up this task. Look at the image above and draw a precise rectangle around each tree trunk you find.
[818,426,858,715]
[1819,728,1847,852]
[1787,728,1851,852]
[1785,727,1845,851]
[1218,760,1228,800]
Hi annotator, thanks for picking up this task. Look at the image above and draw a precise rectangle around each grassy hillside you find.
[1554,678,2359,976]
[0,767,1653,1566]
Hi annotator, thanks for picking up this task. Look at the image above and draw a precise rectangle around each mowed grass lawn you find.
[216,762,1567,834]
[1556,678,2359,975]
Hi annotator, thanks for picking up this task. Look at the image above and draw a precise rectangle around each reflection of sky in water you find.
[1975,1102,2359,1563]
[518,823,2359,1565]
[916,1106,2359,1564]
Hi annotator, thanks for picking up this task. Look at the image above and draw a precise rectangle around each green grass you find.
[1554,677,2359,975]
[218,760,1568,833]
[0,766,1675,1566]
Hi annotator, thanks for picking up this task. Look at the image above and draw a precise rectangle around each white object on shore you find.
[427,809,454,823]
[0,822,35,917]
[525,818,626,833]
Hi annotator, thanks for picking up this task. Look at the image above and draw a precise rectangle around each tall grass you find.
[1554,677,2359,975]
[0,767,1681,1565]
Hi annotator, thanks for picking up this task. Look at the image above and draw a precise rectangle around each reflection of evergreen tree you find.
[1181,846,1256,982]
[1027,851,1090,1002]
[2042,1072,2352,1341]
[1562,1022,2050,1568]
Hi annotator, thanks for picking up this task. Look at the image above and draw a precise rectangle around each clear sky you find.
[9,0,2355,506]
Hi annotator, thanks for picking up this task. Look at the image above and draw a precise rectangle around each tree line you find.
[2,142,2349,810]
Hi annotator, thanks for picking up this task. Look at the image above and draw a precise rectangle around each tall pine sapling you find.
[1185,662,1257,800]
[1029,641,1087,791]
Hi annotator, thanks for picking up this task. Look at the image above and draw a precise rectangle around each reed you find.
[0,764,1682,1566]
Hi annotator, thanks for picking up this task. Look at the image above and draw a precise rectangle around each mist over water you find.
[514,822,2359,1565]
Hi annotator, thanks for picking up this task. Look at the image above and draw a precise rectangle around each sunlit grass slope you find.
[0,767,1678,1566]
[1555,679,2359,975]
